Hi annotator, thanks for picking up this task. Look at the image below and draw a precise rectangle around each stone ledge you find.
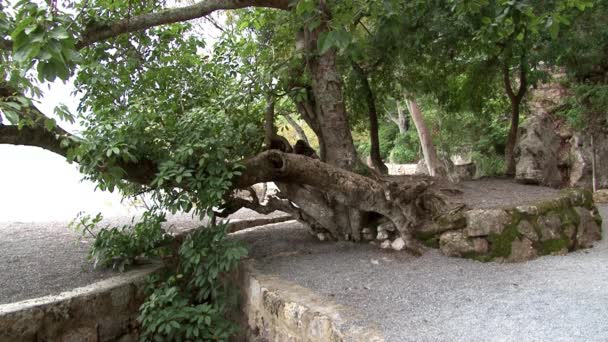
[437,188,602,262]
[0,265,160,342]
[234,260,384,342]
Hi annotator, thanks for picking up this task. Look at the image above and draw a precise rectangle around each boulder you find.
[594,190,608,203]
[508,237,537,262]
[516,220,539,241]
[452,163,476,182]
[439,231,488,257]
[515,114,563,187]
[575,207,602,248]
[391,238,406,251]
[463,209,511,237]
[537,212,563,241]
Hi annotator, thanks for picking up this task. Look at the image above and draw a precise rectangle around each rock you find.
[515,77,608,189]
[575,207,602,248]
[316,233,327,241]
[391,237,406,251]
[463,209,511,237]
[415,159,429,175]
[594,190,608,204]
[439,231,488,257]
[361,227,372,234]
[508,237,537,262]
[516,220,539,241]
[515,113,563,187]
[362,233,375,241]
[538,212,563,241]
[515,205,540,216]
[376,230,389,240]
[380,240,392,249]
[551,247,569,256]
[452,162,476,182]
[378,221,396,232]
[568,133,608,189]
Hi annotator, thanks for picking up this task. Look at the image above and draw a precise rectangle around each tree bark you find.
[503,61,527,177]
[405,98,446,178]
[390,103,409,134]
[282,113,309,145]
[352,61,388,174]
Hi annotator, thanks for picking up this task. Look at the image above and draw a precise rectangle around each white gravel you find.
[239,205,608,342]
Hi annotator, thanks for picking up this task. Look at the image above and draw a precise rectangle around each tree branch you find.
[77,0,290,48]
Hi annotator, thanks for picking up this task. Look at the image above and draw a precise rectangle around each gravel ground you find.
[0,208,280,304]
[454,178,560,209]
[237,204,608,342]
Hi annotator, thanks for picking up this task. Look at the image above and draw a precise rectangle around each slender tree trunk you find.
[390,104,409,134]
[405,98,446,178]
[503,60,527,177]
[504,99,521,176]
[283,113,309,145]
[264,95,276,148]
[352,61,388,174]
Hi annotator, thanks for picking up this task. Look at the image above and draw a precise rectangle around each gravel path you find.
[237,205,608,342]
[0,208,280,304]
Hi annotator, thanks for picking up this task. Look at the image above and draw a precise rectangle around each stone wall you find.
[375,188,602,262]
[233,261,384,342]
[0,267,157,342]
[436,189,602,262]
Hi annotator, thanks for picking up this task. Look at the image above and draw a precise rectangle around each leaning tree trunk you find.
[282,113,310,145]
[406,98,447,178]
[352,61,388,175]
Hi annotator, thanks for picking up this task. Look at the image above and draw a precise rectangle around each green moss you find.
[487,225,520,258]
[558,207,580,228]
[461,253,493,262]
[535,197,571,215]
[539,238,569,254]
[561,188,594,209]
[435,211,466,230]
[421,236,440,248]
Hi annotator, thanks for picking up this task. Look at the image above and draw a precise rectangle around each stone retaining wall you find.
[433,188,602,262]
[0,266,158,342]
[233,261,383,342]
[376,188,602,262]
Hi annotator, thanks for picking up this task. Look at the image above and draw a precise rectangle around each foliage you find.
[138,223,247,341]
[71,211,172,271]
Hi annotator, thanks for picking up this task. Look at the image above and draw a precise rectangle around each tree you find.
[0,0,459,255]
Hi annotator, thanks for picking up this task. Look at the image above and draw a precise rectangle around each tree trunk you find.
[352,61,388,174]
[504,99,521,176]
[283,113,309,145]
[503,60,527,177]
[406,98,446,178]
[390,103,409,134]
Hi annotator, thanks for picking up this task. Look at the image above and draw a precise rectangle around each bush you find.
[138,223,247,341]
[71,211,172,271]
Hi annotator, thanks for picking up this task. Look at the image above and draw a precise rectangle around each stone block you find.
[464,209,511,237]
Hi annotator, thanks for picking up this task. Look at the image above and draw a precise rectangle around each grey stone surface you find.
[538,212,563,241]
[576,207,602,248]
[515,114,563,187]
[438,231,487,257]
[517,220,539,241]
[239,205,608,342]
[508,237,537,262]
[463,209,511,237]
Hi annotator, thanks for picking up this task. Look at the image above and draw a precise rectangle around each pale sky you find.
[0,80,144,222]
